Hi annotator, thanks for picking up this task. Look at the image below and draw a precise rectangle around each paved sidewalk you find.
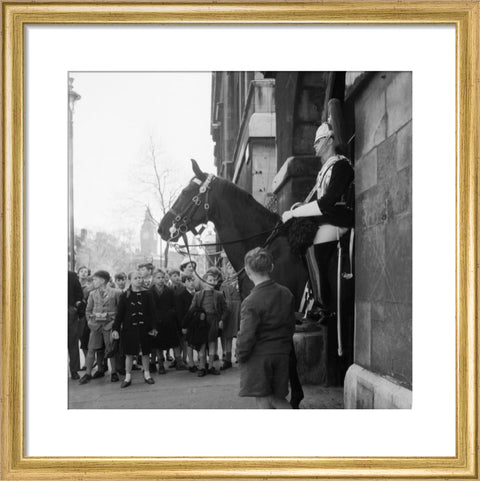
[69,364,343,409]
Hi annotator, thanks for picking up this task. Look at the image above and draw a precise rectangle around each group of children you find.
[70,248,299,409]
[73,259,241,388]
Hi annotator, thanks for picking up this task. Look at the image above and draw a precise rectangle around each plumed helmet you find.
[314,122,334,144]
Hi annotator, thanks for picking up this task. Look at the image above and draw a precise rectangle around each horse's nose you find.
[157,223,167,239]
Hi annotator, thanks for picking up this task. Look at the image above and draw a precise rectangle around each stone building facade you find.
[211,71,412,408]
[343,72,412,408]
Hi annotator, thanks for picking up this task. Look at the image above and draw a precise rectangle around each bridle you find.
[168,174,214,241]
[166,172,282,287]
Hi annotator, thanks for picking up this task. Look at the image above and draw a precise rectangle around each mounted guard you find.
[281,99,355,362]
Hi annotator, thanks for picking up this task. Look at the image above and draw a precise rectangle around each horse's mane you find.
[214,176,280,224]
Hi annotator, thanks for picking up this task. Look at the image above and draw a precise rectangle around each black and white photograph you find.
[67,71,412,410]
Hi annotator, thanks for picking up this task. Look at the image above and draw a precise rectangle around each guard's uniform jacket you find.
[315,155,354,229]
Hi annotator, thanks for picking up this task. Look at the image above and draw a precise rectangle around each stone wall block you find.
[371,302,385,322]
[253,80,275,113]
[302,72,329,88]
[355,224,386,301]
[377,134,397,183]
[354,74,387,158]
[388,303,412,386]
[356,381,374,408]
[385,214,412,303]
[248,113,276,137]
[356,149,378,195]
[275,73,298,168]
[396,121,412,171]
[354,301,372,367]
[370,317,394,377]
[297,90,321,122]
[272,156,322,213]
[274,177,316,215]
[371,303,412,387]
[250,140,277,206]
[356,184,388,230]
[293,124,317,155]
[373,392,394,409]
[387,167,411,218]
[386,72,412,137]
[344,364,412,409]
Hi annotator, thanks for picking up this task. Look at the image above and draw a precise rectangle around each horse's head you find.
[158,159,214,242]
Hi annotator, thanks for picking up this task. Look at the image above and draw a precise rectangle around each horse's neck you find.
[210,185,276,271]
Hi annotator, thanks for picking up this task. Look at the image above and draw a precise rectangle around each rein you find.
[175,228,276,249]
[179,221,283,288]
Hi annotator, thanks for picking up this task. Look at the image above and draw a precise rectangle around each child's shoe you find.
[175,360,188,371]
[111,372,119,382]
[188,365,198,373]
[197,369,207,377]
[158,364,166,375]
[149,362,157,373]
[220,361,232,371]
[121,379,131,388]
[79,374,92,385]
[208,367,221,375]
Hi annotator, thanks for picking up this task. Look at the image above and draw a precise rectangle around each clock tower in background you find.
[140,208,157,257]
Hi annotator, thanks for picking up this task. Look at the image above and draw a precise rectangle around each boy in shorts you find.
[237,248,295,408]
[79,270,122,384]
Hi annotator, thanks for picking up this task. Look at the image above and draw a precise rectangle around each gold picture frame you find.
[1,1,478,479]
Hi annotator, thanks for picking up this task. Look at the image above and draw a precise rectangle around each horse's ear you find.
[191,158,207,181]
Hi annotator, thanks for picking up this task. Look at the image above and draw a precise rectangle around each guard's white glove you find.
[282,210,294,223]
[112,330,120,340]
[283,201,322,222]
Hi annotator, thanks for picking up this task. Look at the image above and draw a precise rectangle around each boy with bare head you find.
[237,248,295,409]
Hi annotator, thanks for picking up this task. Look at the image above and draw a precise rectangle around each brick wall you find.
[352,72,412,388]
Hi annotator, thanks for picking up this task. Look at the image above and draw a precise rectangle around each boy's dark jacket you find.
[237,280,295,363]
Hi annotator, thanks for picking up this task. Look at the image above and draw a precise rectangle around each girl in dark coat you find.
[112,270,157,388]
[150,269,187,373]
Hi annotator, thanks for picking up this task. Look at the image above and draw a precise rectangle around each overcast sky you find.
[71,72,215,242]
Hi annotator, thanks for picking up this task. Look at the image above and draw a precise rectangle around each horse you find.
[158,159,354,392]
[158,160,308,306]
